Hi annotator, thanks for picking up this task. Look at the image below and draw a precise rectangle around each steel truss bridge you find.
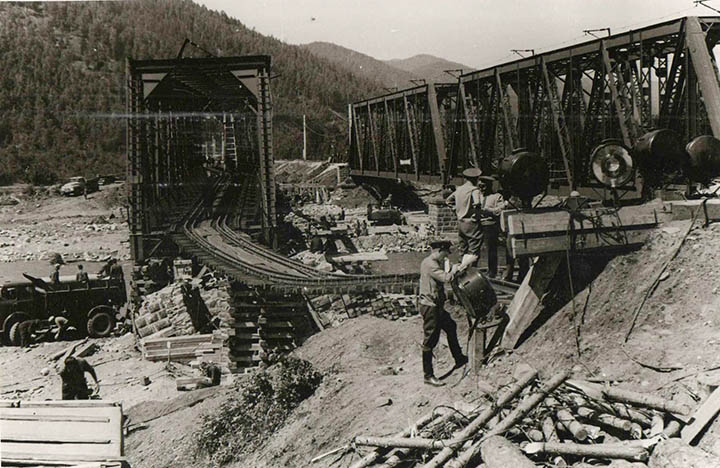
[125,53,522,296]
[348,16,720,198]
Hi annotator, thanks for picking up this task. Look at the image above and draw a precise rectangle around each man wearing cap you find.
[479,177,505,278]
[446,167,484,270]
[418,240,468,387]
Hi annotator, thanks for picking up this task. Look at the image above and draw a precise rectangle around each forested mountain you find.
[0,0,384,185]
[386,54,473,83]
[302,42,417,89]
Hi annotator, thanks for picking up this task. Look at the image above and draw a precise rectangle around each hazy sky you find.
[196,0,708,68]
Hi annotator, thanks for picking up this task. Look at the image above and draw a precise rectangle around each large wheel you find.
[9,321,22,346]
[86,309,115,338]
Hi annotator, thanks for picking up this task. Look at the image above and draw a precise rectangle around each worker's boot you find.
[423,351,445,387]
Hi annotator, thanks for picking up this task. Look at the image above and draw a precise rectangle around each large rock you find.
[649,438,720,468]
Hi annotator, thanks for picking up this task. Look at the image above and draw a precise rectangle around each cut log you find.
[602,387,692,416]
[501,255,562,348]
[557,409,589,441]
[353,436,461,450]
[524,441,649,461]
[648,437,720,468]
[480,435,535,468]
[612,403,654,428]
[681,386,720,444]
[421,370,538,468]
[444,371,570,468]
[541,416,566,466]
[509,226,656,257]
[347,409,447,468]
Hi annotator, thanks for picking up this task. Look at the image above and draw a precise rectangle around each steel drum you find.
[686,135,720,182]
[633,129,687,177]
[498,148,549,201]
[450,267,497,320]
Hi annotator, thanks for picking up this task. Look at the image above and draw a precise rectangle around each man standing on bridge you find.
[418,240,467,387]
[446,168,484,271]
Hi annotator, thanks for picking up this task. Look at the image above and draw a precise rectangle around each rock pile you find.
[309,291,417,327]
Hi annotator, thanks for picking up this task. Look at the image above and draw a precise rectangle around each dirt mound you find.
[476,220,720,441]
[123,312,479,468]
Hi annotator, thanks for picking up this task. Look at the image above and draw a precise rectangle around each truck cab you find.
[0,273,127,345]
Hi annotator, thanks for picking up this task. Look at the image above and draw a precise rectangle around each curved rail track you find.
[171,177,518,296]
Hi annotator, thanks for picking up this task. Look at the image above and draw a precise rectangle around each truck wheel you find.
[87,311,115,338]
[9,322,22,346]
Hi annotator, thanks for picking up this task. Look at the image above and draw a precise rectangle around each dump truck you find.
[0,273,127,345]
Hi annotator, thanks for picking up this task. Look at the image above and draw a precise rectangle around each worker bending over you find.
[59,356,99,400]
[418,240,468,387]
[446,168,484,271]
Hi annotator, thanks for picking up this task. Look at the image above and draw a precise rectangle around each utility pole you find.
[302,114,307,160]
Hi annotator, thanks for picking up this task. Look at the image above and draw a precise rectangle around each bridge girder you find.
[349,16,720,197]
[126,55,275,263]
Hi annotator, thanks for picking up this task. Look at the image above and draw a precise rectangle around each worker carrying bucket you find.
[450,267,504,369]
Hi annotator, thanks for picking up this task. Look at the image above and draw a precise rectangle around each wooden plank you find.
[510,228,653,257]
[0,414,110,423]
[669,199,720,222]
[2,434,111,444]
[2,451,125,463]
[331,252,389,263]
[142,334,214,345]
[501,255,562,348]
[681,387,720,444]
[507,205,661,236]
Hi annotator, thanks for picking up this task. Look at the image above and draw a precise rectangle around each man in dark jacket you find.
[418,240,467,387]
[59,356,99,400]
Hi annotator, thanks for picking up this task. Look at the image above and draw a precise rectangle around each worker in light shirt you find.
[445,167,484,271]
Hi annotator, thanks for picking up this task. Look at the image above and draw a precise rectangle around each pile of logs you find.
[348,370,720,467]
[308,292,417,327]
[134,280,234,339]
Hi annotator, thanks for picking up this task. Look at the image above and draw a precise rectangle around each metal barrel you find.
[450,267,497,320]
[498,148,548,201]
[633,129,687,177]
[685,135,720,182]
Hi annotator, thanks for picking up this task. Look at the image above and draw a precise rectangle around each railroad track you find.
[171,178,518,297]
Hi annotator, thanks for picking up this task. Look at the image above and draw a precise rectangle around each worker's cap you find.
[462,167,483,178]
[429,239,453,251]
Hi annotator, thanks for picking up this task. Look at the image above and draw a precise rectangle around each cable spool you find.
[498,148,549,202]
[685,135,720,183]
[590,139,634,188]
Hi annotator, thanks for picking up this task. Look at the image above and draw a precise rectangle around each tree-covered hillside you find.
[0,0,383,185]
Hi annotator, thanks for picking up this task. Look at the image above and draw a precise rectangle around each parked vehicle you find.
[0,273,127,345]
[60,177,99,196]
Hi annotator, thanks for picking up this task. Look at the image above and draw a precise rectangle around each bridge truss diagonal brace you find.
[540,57,575,188]
[427,84,449,182]
[600,41,637,147]
[687,16,720,137]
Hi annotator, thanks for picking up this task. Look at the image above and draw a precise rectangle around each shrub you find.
[196,356,323,466]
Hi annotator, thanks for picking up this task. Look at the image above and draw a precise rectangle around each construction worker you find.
[59,356,99,400]
[17,319,42,347]
[75,264,89,285]
[418,239,467,387]
[48,311,70,341]
[479,177,505,279]
[446,168,484,271]
[50,263,61,284]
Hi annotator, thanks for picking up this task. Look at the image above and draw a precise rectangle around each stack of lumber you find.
[308,292,417,327]
[347,369,720,467]
[228,292,309,374]
[502,203,669,257]
[141,331,229,365]
[0,399,125,468]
